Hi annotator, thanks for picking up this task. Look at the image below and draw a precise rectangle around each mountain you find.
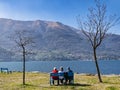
[0,18,120,61]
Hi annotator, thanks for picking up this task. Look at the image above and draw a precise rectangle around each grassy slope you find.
[0,72,120,90]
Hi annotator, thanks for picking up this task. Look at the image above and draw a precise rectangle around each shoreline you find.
[76,73,120,76]
[1,71,120,76]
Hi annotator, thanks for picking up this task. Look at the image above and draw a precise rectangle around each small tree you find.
[11,30,35,85]
[77,0,119,82]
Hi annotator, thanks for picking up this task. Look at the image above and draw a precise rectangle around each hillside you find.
[0,18,120,61]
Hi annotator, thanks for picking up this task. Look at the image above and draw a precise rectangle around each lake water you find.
[0,60,120,75]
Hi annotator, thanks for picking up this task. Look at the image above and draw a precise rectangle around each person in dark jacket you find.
[66,67,73,84]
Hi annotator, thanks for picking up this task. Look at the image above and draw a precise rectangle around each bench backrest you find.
[68,71,74,77]
[1,68,8,70]
[50,73,58,77]
[50,72,74,78]
[50,73,64,76]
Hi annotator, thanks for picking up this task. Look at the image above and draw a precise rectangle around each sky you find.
[0,0,120,34]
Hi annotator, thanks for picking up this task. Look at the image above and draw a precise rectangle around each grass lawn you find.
[0,72,120,90]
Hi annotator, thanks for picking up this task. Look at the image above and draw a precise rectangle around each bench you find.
[1,68,11,74]
[50,72,74,85]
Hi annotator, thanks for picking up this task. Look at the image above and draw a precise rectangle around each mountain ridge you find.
[0,18,120,61]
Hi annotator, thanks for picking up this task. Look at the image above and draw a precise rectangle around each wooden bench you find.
[1,68,11,74]
[50,72,74,85]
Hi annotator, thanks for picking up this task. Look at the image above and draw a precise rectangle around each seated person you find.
[66,67,73,84]
[58,66,64,84]
[51,67,59,85]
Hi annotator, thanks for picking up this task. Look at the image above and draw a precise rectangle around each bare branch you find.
[77,0,120,83]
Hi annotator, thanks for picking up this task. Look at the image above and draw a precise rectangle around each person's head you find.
[60,66,63,71]
[53,67,57,70]
[67,67,70,71]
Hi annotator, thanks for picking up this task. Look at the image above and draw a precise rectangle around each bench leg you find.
[57,80,59,85]
[50,78,53,85]
[52,80,54,85]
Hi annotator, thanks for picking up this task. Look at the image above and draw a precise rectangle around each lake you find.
[0,60,120,75]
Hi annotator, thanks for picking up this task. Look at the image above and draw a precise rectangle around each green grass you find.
[0,72,120,90]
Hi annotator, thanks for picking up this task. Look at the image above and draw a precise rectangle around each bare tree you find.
[77,0,119,82]
[10,30,35,85]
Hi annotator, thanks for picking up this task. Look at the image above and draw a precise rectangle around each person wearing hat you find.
[52,67,59,85]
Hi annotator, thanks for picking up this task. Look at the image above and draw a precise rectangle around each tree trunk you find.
[23,47,26,85]
[93,48,102,83]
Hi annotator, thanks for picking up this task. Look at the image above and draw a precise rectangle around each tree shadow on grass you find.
[102,81,119,85]
[68,83,91,87]
[58,83,91,87]
[74,83,91,87]
[19,83,91,88]
[19,84,40,88]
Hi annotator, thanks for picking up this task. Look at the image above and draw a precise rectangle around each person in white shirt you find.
[58,66,64,84]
